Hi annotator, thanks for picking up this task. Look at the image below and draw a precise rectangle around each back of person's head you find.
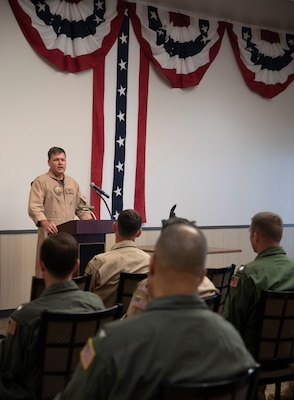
[48,146,66,159]
[40,232,78,278]
[251,211,283,242]
[117,209,142,237]
[155,223,207,276]
[161,216,197,230]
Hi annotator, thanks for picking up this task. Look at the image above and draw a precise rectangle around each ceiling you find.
[132,0,294,32]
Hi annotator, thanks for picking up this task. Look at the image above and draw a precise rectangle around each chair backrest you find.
[204,293,221,313]
[159,367,259,400]
[116,271,148,314]
[206,264,235,313]
[37,304,123,400]
[257,290,294,367]
[30,274,92,301]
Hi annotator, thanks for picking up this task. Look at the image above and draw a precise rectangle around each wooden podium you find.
[57,220,113,275]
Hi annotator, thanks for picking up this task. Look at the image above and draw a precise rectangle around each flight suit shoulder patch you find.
[131,293,149,311]
[80,337,96,370]
[7,318,17,336]
[230,275,239,288]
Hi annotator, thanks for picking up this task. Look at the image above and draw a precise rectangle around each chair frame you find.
[30,274,92,301]
[0,308,15,319]
[36,304,123,400]
[116,271,148,314]
[257,290,294,400]
[159,367,259,400]
[206,264,235,313]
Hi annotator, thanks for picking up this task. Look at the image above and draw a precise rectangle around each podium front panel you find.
[57,220,113,276]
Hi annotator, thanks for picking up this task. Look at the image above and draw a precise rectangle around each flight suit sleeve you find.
[75,192,92,220]
[126,279,150,317]
[0,316,37,400]
[28,179,47,226]
[222,270,256,337]
[85,257,103,293]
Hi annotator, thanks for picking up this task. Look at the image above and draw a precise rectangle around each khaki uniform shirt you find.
[0,281,104,400]
[126,276,218,317]
[28,171,92,276]
[54,295,256,400]
[85,240,150,308]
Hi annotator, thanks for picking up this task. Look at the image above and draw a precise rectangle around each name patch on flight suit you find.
[65,188,74,195]
[81,338,96,370]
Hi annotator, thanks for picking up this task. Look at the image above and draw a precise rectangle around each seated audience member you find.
[126,274,217,317]
[223,211,294,400]
[0,232,104,400]
[223,211,294,357]
[54,223,256,400]
[85,209,150,308]
[126,217,218,317]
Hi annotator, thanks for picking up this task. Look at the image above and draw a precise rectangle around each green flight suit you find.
[54,294,256,400]
[223,246,294,357]
[0,281,104,400]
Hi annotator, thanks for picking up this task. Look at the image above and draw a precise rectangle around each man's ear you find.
[149,255,155,276]
[112,221,118,232]
[199,269,206,285]
[73,259,80,275]
[135,228,142,238]
[40,260,46,272]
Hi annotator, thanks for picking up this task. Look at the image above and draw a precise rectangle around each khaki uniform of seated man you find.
[126,275,218,317]
[85,209,150,308]
[126,216,218,317]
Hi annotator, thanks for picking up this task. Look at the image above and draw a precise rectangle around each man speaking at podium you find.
[28,147,92,277]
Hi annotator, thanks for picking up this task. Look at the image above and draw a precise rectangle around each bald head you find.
[155,223,207,275]
[148,223,207,298]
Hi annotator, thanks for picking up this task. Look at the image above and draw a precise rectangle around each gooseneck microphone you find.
[90,182,110,198]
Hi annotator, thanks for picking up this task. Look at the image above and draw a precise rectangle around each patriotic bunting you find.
[128,3,226,88]
[226,22,294,98]
[9,0,125,72]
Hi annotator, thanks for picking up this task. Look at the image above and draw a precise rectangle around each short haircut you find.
[48,147,66,160]
[155,223,207,276]
[117,209,142,237]
[40,232,78,278]
[251,211,283,242]
[161,217,197,230]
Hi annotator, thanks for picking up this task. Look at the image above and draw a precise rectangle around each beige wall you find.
[1,226,293,309]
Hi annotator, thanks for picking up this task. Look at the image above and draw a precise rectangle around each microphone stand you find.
[94,189,114,220]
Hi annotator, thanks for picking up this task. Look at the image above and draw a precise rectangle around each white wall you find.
[1,0,293,230]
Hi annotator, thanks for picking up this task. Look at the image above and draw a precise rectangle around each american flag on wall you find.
[91,11,149,221]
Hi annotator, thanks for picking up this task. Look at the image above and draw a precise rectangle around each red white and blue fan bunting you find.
[226,22,294,98]
[9,0,126,72]
[128,3,225,88]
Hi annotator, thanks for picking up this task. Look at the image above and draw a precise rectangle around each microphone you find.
[90,182,110,198]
